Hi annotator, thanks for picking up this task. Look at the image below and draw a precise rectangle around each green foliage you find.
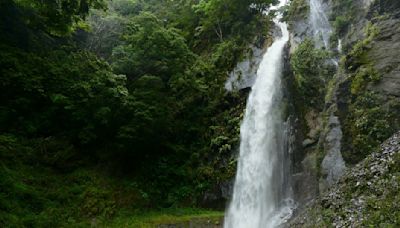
[0,0,276,221]
[33,138,77,169]
[330,0,357,37]
[344,92,395,163]
[192,0,273,51]
[284,0,308,22]
[290,39,333,108]
[111,12,194,81]
[0,135,168,226]
[194,0,273,41]
[15,0,106,35]
[102,207,223,227]
[0,45,128,145]
[350,65,381,94]
[81,187,116,218]
[85,8,126,60]
[115,75,172,163]
[328,0,360,53]
[346,22,379,70]
[84,0,266,208]
[339,22,391,163]
[299,142,400,227]
[111,0,143,16]
[211,39,243,69]
[333,15,350,35]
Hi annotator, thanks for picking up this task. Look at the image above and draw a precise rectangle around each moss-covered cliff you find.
[286,0,400,225]
[290,131,400,227]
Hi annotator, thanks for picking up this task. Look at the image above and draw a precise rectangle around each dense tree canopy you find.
[111,12,195,81]
[0,0,276,226]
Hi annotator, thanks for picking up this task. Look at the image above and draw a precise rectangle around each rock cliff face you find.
[286,0,400,224]
[289,131,400,227]
[216,0,400,221]
[225,24,283,92]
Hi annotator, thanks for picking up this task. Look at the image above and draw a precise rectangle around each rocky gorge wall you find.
[289,131,400,226]
[200,0,400,222]
[286,0,400,222]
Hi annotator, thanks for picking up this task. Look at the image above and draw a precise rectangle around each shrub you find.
[290,39,333,109]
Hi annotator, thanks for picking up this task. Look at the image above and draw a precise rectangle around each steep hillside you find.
[290,131,400,227]
[286,0,400,196]
[286,0,400,225]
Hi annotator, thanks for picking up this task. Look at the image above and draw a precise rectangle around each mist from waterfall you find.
[224,0,295,227]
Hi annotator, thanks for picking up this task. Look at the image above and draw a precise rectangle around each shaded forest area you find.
[0,0,276,226]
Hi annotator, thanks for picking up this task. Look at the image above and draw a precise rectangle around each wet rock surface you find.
[224,45,265,91]
[225,24,280,91]
[368,17,400,98]
[320,116,346,191]
[289,132,400,227]
[287,0,400,206]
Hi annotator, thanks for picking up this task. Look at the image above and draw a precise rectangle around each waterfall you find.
[309,0,333,49]
[338,39,343,53]
[310,0,339,67]
[309,0,346,189]
[224,0,295,227]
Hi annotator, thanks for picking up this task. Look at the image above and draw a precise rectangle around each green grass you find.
[101,208,224,227]
[0,135,224,227]
[1,161,224,227]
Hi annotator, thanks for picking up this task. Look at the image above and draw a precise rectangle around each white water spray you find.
[224,1,295,227]
[310,0,346,188]
[338,39,343,53]
[309,0,332,49]
[310,0,339,67]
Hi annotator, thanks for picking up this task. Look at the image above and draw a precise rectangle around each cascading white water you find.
[310,0,346,187]
[224,1,295,227]
[310,0,339,67]
[309,0,333,48]
[338,39,343,53]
